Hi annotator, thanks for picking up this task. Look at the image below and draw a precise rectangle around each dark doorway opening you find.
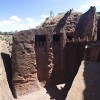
[35,35,46,47]
[67,35,73,41]
[53,35,60,46]
[53,35,60,41]
[97,18,100,40]
[97,51,100,62]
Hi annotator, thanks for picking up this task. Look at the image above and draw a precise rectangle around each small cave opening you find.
[97,51,100,62]
[97,18,100,40]
[53,35,60,41]
[35,35,46,47]
[67,35,73,41]
[1,53,14,97]
[53,35,60,46]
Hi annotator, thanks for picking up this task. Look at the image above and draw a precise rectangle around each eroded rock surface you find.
[67,61,100,100]
[97,18,100,40]
[76,6,97,40]
[11,6,100,99]
[12,31,41,98]
[85,42,100,62]
[0,40,13,100]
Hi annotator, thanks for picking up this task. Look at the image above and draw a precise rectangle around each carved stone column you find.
[12,31,40,98]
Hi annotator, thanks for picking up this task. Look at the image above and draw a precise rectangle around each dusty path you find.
[16,84,69,100]
[16,61,100,100]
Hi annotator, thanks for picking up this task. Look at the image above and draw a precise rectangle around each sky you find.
[0,0,100,32]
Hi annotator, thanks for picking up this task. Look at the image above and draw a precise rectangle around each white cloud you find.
[26,17,35,22]
[26,17,43,29]
[0,20,14,26]
[10,16,21,22]
[0,15,47,32]
[0,15,21,27]
[79,0,100,11]
[40,14,49,21]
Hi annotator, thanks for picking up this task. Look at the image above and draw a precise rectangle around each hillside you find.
[41,10,82,28]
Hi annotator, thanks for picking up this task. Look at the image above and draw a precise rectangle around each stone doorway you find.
[35,35,48,86]
[97,50,100,62]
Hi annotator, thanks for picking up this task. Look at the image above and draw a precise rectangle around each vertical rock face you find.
[84,43,100,62]
[0,40,13,100]
[65,42,86,83]
[54,9,82,38]
[54,9,72,34]
[67,61,100,100]
[11,6,99,98]
[35,42,48,84]
[52,35,61,84]
[46,35,54,84]
[97,18,100,40]
[12,31,40,98]
[76,6,97,40]
[54,6,96,40]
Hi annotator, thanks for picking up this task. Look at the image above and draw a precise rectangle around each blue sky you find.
[0,0,100,32]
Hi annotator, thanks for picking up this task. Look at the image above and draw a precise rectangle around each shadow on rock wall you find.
[1,53,13,96]
[83,62,100,100]
[45,83,71,100]
[45,43,86,100]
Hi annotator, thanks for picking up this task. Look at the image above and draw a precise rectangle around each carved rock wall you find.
[46,35,54,85]
[52,45,61,84]
[12,30,55,97]
[54,9,82,37]
[97,18,100,40]
[84,42,100,62]
[11,6,99,98]
[63,11,81,37]
[54,6,96,40]
[35,47,48,85]
[67,61,100,100]
[76,6,97,40]
[12,31,41,98]
[65,42,86,83]
[0,40,13,100]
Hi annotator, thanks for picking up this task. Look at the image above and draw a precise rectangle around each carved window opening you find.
[67,35,73,41]
[53,35,60,46]
[35,35,46,47]
[97,18,100,40]
[97,50,100,62]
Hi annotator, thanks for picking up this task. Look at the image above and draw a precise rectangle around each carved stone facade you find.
[85,42,100,62]
[11,6,100,98]
[76,6,97,40]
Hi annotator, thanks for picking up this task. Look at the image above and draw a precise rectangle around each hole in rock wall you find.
[35,35,46,47]
[97,50,100,62]
[97,18,100,40]
[67,35,73,41]
[53,35,60,46]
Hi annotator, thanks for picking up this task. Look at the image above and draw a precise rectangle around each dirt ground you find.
[16,84,68,100]
[16,61,100,100]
